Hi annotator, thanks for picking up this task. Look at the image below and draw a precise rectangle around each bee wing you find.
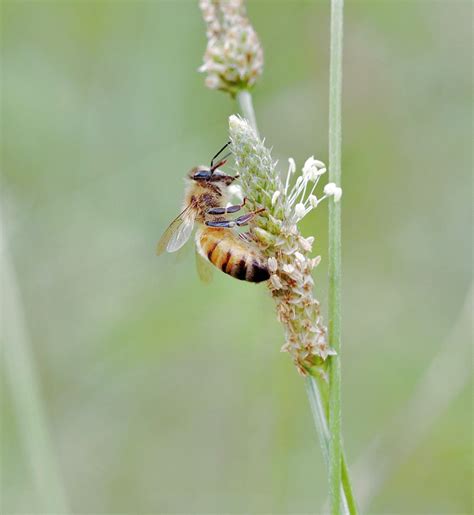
[195,247,214,284]
[156,206,195,255]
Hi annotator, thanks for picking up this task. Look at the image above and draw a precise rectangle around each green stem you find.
[341,452,359,514]
[305,376,359,514]
[236,89,259,136]
[305,376,330,465]
[1,208,70,513]
[328,0,344,513]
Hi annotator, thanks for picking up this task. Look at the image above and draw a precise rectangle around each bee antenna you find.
[210,141,231,171]
[210,152,232,172]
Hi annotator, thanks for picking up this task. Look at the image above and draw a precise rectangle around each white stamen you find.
[324,182,337,195]
[302,156,316,176]
[309,195,318,208]
[288,157,296,175]
[289,176,306,205]
[284,158,294,194]
[300,236,314,252]
[268,257,278,273]
[303,157,327,182]
[271,190,281,206]
[324,182,343,202]
[270,274,283,289]
[294,202,306,220]
[294,252,305,263]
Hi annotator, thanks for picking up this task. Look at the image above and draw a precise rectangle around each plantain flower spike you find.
[198,0,264,96]
[229,115,342,378]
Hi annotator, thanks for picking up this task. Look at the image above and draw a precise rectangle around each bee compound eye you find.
[193,170,211,180]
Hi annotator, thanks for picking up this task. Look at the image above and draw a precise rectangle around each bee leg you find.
[234,207,266,227]
[205,207,265,229]
[205,219,237,228]
[207,197,247,215]
[239,232,254,243]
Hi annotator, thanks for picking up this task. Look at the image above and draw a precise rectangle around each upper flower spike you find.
[198,0,264,96]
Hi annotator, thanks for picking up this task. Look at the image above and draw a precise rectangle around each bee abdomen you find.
[199,230,269,283]
[246,260,270,283]
[223,254,269,283]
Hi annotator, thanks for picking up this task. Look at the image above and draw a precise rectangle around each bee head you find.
[190,167,212,181]
[188,167,238,186]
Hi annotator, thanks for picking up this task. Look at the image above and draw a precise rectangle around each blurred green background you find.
[1,0,472,513]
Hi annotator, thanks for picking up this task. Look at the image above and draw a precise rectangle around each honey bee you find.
[156,142,269,283]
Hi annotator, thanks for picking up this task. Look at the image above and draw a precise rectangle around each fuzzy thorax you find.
[184,166,238,220]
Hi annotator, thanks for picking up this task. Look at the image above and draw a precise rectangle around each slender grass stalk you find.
[236,90,259,135]
[340,451,358,514]
[0,209,69,513]
[304,376,330,465]
[306,376,358,514]
[327,0,344,512]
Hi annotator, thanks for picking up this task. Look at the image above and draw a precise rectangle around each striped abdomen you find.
[197,228,269,283]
